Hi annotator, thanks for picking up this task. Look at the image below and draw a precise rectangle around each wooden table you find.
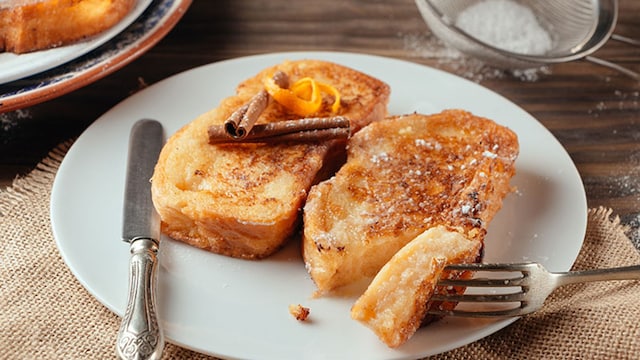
[1,0,639,233]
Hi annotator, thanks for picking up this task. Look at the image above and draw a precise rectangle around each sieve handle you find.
[610,34,640,47]
[584,56,639,81]
[584,34,640,81]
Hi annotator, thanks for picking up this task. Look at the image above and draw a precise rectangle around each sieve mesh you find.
[415,0,628,71]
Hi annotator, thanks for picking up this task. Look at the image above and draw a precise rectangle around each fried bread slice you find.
[302,110,518,293]
[151,60,390,259]
[350,225,481,348]
[0,0,135,54]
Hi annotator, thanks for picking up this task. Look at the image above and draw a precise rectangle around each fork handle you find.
[556,265,640,287]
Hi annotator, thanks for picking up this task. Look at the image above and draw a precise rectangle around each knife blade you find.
[116,119,165,360]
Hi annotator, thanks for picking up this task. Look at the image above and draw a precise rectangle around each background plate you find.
[0,0,191,113]
[51,52,587,359]
[0,0,152,85]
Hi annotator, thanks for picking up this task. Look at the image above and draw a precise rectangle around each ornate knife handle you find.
[116,238,164,360]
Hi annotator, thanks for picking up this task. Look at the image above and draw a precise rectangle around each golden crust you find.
[151,59,390,259]
[302,110,519,292]
[0,0,136,54]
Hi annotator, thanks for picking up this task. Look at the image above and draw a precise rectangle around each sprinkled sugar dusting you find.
[1,109,30,131]
[482,150,498,159]
[360,129,511,234]
[415,138,442,151]
[371,152,390,164]
[401,32,551,82]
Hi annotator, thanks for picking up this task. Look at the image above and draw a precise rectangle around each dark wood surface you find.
[1,0,639,231]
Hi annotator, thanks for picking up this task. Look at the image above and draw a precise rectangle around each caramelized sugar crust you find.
[303,110,519,292]
[151,60,390,259]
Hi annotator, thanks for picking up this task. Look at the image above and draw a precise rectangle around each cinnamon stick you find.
[224,91,268,138]
[223,71,290,139]
[209,116,350,144]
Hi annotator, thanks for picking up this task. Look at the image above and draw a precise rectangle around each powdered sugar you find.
[415,138,442,151]
[370,152,390,164]
[587,90,640,117]
[0,109,31,131]
[455,0,553,55]
[401,31,551,82]
[482,150,498,159]
[405,0,554,82]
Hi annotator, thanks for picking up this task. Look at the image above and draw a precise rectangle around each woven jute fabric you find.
[1,143,639,360]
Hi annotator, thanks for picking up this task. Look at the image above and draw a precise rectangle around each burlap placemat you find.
[1,143,639,360]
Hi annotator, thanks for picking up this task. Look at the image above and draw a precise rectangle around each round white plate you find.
[0,0,152,85]
[51,52,587,359]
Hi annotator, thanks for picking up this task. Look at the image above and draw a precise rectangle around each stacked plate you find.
[0,0,191,113]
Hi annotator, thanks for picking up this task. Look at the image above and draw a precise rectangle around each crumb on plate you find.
[288,304,310,321]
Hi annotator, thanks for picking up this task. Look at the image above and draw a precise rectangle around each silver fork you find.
[427,262,640,318]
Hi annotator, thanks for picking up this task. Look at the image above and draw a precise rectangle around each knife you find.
[116,119,165,360]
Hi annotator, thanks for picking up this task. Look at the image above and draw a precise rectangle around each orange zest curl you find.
[263,75,341,117]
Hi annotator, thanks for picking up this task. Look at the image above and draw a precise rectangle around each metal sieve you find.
[415,0,639,79]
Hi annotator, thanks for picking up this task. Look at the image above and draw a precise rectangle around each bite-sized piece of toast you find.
[151,60,390,259]
[0,0,136,54]
[350,225,481,348]
[302,110,518,293]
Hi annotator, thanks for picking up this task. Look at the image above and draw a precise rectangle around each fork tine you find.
[427,262,559,317]
[429,291,526,303]
[427,306,529,318]
[439,262,537,287]
[437,276,527,287]
[444,262,537,272]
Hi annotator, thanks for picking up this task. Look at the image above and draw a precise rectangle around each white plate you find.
[51,52,587,359]
[0,0,152,85]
